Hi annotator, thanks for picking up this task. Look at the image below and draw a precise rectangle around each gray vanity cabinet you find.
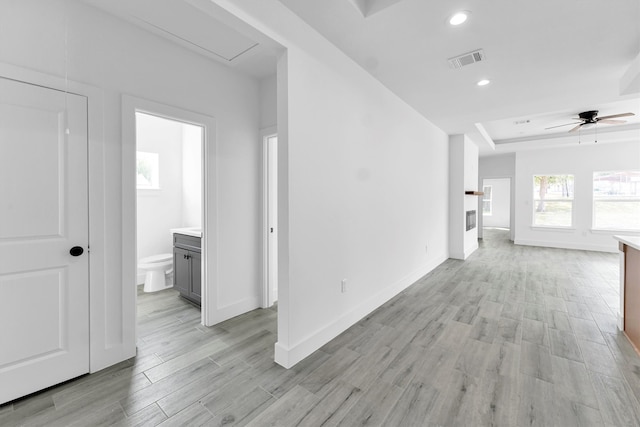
[173,233,201,306]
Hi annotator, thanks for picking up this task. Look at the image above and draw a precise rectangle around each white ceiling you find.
[82,0,639,154]
[277,0,640,153]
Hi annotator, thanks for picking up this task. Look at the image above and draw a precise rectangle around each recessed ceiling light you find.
[449,11,469,26]
[477,79,491,86]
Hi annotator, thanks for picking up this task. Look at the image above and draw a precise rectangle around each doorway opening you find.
[481,177,512,239]
[135,112,204,317]
[263,132,278,308]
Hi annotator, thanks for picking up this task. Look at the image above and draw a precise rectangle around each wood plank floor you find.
[3,228,640,426]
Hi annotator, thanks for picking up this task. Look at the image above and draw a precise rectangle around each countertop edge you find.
[170,228,202,238]
[614,235,640,251]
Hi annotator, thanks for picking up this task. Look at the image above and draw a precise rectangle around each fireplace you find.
[466,210,476,231]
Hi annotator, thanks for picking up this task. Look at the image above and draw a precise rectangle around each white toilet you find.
[138,253,173,292]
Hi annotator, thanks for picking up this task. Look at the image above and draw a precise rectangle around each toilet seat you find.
[139,253,172,266]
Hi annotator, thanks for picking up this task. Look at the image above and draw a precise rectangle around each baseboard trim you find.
[449,243,478,260]
[464,242,478,259]
[206,297,261,326]
[274,254,448,369]
[514,239,617,253]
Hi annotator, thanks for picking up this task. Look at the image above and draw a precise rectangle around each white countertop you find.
[171,227,202,238]
[614,235,640,251]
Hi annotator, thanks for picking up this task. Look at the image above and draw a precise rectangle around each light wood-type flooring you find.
[2,228,640,426]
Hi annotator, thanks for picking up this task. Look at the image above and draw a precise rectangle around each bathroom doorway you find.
[263,131,278,308]
[123,95,217,328]
[135,112,203,308]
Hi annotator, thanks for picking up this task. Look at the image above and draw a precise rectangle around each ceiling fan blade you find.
[545,122,581,130]
[568,123,583,133]
[597,119,626,125]
[597,112,635,120]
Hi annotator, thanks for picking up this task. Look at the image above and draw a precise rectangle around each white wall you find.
[284,49,449,367]
[181,124,203,228]
[136,114,184,264]
[482,178,511,228]
[449,134,479,260]
[515,142,640,252]
[479,153,516,240]
[259,74,277,129]
[0,0,264,371]
[210,0,450,367]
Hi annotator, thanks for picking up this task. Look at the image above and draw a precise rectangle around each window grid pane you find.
[533,201,573,227]
[594,201,640,229]
[593,170,640,230]
[483,185,492,215]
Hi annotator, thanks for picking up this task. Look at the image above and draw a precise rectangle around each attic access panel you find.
[132,1,258,61]
[84,0,258,62]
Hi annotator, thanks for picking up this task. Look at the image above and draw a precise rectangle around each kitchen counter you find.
[615,235,640,354]
[170,227,202,238]
[614,235,640,251]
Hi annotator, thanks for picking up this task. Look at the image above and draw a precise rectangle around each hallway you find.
[2,229,640,426]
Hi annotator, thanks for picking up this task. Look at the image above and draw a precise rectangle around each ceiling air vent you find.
[448,49,485,69]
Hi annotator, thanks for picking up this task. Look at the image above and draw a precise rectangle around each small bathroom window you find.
[137,151,160,189]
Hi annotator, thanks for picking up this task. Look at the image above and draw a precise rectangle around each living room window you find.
[482,185,492,215]
[593,170,640,230]
[533,175,574,227]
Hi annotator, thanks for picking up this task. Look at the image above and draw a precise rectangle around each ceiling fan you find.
[545,110,635,132]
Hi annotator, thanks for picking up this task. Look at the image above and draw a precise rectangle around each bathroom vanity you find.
[172,231,202,307]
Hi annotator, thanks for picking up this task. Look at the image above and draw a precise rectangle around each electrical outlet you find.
[341,279,347,293]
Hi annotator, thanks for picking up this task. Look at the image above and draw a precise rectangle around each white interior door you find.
[267,135,278,305]
[0,77,89,404]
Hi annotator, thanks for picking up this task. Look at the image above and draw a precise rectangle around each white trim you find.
[514,239,617,253]
[261,126,277,309]
[529,226,576,232]
[450,241,479,260]
[274,255,447,368]
[591,228,640,235]
[209,296,262,324]
[122,95,218,327]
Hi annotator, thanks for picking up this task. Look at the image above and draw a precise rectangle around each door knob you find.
[70,246,84,257]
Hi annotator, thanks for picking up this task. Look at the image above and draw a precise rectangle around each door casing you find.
[122,95,217,327]
[262,128,278,308]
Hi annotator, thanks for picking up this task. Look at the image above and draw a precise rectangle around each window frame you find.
[482,185,492,216]
[532,174,575,229]
[592,170,640,231]
[136,151,161,190]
